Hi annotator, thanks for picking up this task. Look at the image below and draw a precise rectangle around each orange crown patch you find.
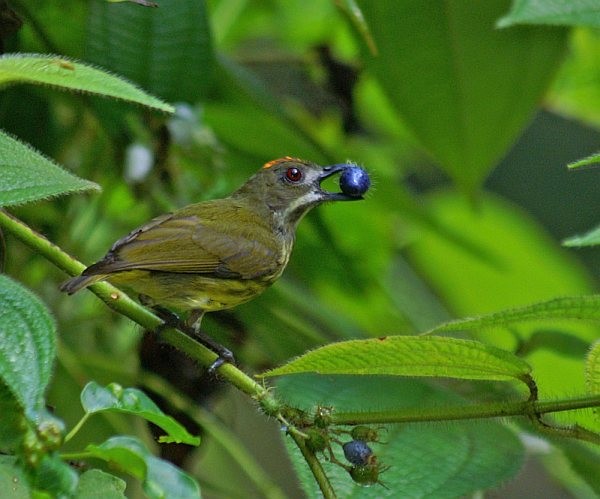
[262,156,304,169]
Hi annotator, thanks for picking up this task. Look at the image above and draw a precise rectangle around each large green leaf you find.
[279,375,523,498]
[548,29,600,127]
[263,336,530,383]
[86,0,214,103]
[86,436,201,499]
[33,453,79,498]
[358,0,567,193]
[81,382,200,445]
[556,440,600,496]
[75,469,126,499]
[335,0,377,55]
[0,383,26,449]
[203,59,329,164]
[407,191,597,339]
[0,131,99,207]
[0,275,56,419]
[0,54,173,112]
[498,0,600,28]
[0,456,29,498]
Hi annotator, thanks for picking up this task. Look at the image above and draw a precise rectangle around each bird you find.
[61,157,368,369]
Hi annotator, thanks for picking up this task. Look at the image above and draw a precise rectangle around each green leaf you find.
[557,440,600,495]
[0,54,173,113]
[586,340,600,420]
[279,375,524,498]
[108,0,157,5]
[86,437,146,480]
[262,336,531,382]
[0,383,27,449]
[498,0,600,28]
[336,0,378,55]
[33,453,78,498]
[86,0,214,103]
[563,224,600,247]
[567,151,600,170]
[517,330,590,359]
[0,131,99,207]
[407,191,596,325]
[86,436,201,499]
[205,57,328,163]
[75,469,127,499]
[359,0,567,193]
[0,275,56,419]
[548,29,600,127]
[428,295,600,335]
[0,456,30,499]
[81,382,200,445]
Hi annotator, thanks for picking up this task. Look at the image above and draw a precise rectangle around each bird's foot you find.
[190,326,236,375]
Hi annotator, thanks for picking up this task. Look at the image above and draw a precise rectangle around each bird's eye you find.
[285,167,303,183]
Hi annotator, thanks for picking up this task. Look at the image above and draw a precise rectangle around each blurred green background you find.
[2,0,600,497]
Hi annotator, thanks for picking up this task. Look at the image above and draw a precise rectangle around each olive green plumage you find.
[61,158,360,322]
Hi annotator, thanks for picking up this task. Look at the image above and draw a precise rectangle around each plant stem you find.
[59,451,93,461]
[63,414,90,444]
[288,430,337,499]
[331,395,600,426]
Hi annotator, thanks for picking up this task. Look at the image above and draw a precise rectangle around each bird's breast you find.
[109,270,271,312]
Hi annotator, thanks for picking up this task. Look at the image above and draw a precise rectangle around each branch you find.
[331,395,600,445]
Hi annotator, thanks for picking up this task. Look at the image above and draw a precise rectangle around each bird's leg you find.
[147,305,235,373]
[139,295,188,333]
[150,304,187,333]
[186,310,236,373]
[149,304,235,372]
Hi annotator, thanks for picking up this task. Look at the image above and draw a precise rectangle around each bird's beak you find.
[318,164,362,201]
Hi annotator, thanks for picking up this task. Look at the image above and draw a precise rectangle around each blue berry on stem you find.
[343,440,373,466]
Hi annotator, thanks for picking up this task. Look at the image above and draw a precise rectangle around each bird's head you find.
[233,157,363,229]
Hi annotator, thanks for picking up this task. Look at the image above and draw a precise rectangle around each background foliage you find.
[1,0,600,497]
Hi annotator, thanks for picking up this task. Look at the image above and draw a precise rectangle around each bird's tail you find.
[59,274,104,295]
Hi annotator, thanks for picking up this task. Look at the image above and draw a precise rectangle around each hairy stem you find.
[331,395,600,444]
[332,395,600,425]
[288,430,337,499]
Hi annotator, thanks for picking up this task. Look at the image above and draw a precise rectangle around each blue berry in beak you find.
[339,166,371,197]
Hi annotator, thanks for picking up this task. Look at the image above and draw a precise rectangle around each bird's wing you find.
[83,203,282,280]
